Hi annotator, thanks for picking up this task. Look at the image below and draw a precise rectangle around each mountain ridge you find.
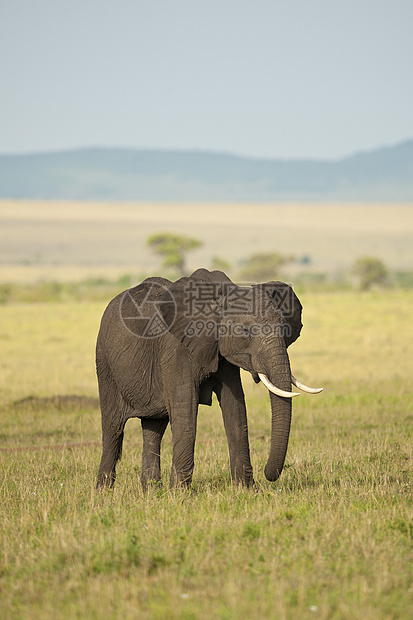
[1,140,412,202]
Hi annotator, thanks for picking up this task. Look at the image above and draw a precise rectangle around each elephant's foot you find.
[232,475,255,489]
[140,477,163,493]
[169,469,193,489]
[231,464,255,488]
[96,471,116,489]
[244,476,256,489]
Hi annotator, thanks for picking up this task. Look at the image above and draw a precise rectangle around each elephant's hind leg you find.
[140,417,169,490]
[96,358,127,489]
[97,424,125,488]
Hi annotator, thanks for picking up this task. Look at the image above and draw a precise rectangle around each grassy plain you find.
[0,290,412,619]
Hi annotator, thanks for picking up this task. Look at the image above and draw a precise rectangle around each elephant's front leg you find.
[167,385,199,488]
[140,416,169,490]
[216,360,255,487]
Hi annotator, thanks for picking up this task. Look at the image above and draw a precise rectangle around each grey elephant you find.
[96,268,322,489]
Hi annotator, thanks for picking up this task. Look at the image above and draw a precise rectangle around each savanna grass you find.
[0,291,412,619]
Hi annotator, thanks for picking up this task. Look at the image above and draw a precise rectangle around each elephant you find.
[96,268,322,489]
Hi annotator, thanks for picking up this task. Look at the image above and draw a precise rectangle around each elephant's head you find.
[162,269,322,481]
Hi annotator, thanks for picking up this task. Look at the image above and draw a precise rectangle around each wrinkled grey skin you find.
[96,268,303,489]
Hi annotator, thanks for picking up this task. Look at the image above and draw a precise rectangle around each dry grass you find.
[1,200,413,279]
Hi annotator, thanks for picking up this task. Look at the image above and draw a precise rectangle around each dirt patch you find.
[12,394,100,411]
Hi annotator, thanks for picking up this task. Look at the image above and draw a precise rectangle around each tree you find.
[238,252,293,283]
[147,233,202,276]
[351,256,388,290]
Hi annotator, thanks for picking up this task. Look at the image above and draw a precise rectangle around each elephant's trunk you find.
[263,340,293,482]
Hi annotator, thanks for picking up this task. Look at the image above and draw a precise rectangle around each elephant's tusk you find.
[258,373,300,398]
[291,375,323,394]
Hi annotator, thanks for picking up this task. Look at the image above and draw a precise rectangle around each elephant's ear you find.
[160,272,229,373]
[255,281,303,346]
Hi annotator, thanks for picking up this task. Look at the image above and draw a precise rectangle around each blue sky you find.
[1,0,412,159]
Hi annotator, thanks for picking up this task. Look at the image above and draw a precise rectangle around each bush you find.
[238,252,293,283]
[351,257,389,290]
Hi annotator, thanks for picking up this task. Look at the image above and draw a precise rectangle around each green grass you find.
[1,291,412,619]
[1,271,413,307]
[0,275,135,305]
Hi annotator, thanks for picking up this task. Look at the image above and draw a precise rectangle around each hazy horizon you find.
[1,137,412,163]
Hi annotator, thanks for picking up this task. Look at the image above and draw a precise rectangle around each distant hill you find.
[1,140,413,201]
